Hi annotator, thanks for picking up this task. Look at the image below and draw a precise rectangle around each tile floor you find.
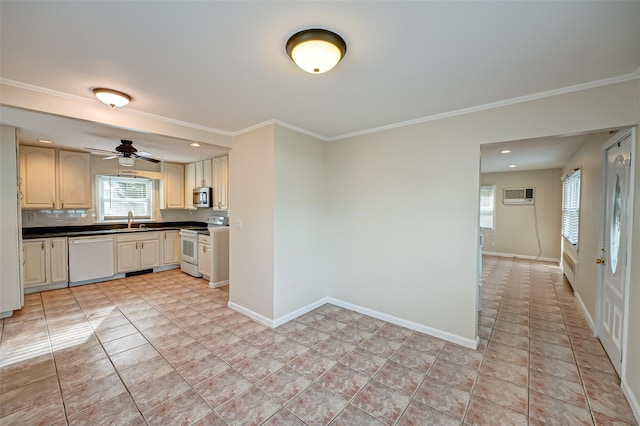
[0,257,637,425]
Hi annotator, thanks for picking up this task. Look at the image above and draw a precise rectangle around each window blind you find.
[99,175,152,221]
[562,170,581,246]
[479,185,495,230]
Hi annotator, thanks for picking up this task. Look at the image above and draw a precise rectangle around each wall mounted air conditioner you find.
[503,187,535,205]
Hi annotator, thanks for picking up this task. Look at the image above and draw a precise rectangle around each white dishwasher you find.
[68,235,115,286]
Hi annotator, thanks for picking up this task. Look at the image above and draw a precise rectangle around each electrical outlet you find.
[234,220,243,230]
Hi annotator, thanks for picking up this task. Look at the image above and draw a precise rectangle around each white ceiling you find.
[1,1,639,167]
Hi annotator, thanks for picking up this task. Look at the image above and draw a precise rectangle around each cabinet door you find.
[197,243,211,277]
[163,163,185,209]
[140,239,160,269]
[184,162,196,208]
[202,159,213,187]
[23,240,47,287]
[49,238,68,284]
[213,156,228,210]
[58,150,91,208]
[163,231,181,265]
[195,161,204,187]
[116,241,139,273]
[20,146,56,208]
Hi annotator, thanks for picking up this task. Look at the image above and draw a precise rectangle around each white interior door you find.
[598,129,633,375]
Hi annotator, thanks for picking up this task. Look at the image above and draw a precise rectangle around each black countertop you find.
[22,221,209,239]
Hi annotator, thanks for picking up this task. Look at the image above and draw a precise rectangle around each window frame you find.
[97,175,154,223]
[479,184,496,231]
[562,169,581,248]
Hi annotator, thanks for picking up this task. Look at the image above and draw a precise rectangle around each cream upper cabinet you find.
[162,231,181,265]
[22,237,68,288]
[184,162,196,208]
[202,159,212,187]
[213,155,229,210]
[163,163,185,209]
[20,146,91,209]
[20,146,57,208]
[58,150,91,208]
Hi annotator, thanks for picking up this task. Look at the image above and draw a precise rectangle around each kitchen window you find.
[479,185,495,230]
[98,175,153,222]
[562,169,581,247]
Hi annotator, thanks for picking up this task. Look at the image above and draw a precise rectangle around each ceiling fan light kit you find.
[286,28,347,74]
[93,88,132,108]
[118,156,135,167]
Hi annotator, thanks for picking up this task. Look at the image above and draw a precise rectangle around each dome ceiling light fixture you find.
[92,88,132,108]
[286,28,347,74]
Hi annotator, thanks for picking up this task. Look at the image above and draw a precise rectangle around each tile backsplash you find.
[22,207,226,228]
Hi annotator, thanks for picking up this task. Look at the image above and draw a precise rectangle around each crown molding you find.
[0,78,233,137]
[327,72,640,141]
[3,72,638,144]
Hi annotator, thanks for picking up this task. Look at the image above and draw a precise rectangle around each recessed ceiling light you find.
[154,155,164,159]
[190,143,201,147]
[509,164,517,168]
[37,139,54,144]
[501,150,511,154]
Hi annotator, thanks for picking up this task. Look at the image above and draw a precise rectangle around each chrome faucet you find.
[127,210,134,229]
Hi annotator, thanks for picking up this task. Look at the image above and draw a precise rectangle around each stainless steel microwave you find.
[193,187,213,208]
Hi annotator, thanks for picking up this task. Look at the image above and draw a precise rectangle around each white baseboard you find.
[209,280,229,288]
[228,296,479,349]
[574,291,596,333]
[326,297,479,350]
[622,380,640,425]
[482,251,559,264]
[227,301,275,327]
[272,298,330,328]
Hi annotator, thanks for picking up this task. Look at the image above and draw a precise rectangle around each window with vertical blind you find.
[562,169,581,246]
[479,185,496,230]
[98,175,153,221]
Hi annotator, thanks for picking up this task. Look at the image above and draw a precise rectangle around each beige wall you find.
[326,79,639,344]
[481,169,562,260]
[0,125,22,314]
[273,126,327,318]
[622,84,640,417]
[561,132,611,322]
[228,125,275,319]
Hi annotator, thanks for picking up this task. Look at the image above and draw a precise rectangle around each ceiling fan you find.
[84,140,160,166]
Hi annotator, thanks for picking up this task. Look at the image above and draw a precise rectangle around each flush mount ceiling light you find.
[509,164,517,168]
[189,142,202,147]
[118,156,135,167]
[93,88,132,108]
[501,150,511,154]
[286,28,347,74]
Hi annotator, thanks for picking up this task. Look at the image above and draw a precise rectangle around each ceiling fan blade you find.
[102,155,119,160]
[133,154,160,163]
[84,147,118,154]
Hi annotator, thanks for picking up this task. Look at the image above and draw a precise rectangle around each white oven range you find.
[180,228,208,277]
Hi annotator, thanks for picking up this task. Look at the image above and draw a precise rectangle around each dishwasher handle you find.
[70,237,113,244]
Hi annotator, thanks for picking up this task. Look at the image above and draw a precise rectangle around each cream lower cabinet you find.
[116,232,160,273]
[197,234,212,279]
[162,231,181,265]
[22,238,68,289]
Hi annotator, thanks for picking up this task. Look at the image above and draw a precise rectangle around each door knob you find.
[596,258,606,264]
